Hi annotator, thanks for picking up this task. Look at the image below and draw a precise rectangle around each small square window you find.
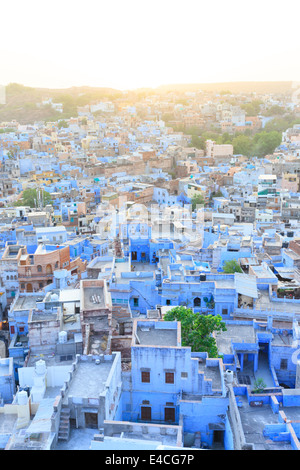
[181,372,188,379]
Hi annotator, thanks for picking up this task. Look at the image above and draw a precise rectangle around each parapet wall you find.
[103,419,183,447]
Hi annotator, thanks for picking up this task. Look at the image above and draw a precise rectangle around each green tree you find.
[163,306,227,357]
[223,259,242,274]
[14,188,52,208]
[263,105,285,117]
[241,100,262,116]
[189,135,205,150]
[58,120,68,129]
[232,134,253,156]
[264,114,300,133]
[191,194,205,211]
[252,131,282,157]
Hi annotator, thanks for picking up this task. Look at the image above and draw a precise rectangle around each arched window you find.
[194,297,201,307]
[37,265,42,273]
[46,264,52,274]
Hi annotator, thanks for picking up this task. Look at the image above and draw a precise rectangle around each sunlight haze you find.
[0,0,299,89]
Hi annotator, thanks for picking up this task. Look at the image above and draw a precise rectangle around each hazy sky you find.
[0,0,300,90]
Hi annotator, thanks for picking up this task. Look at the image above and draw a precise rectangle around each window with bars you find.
[141,371,150,383]
[165,372,175,384]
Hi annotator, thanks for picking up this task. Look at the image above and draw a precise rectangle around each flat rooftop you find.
[215,279,235,289]
[3,249,20,259]
[0,413,18,436]
[113,259,131,279]
[250,265,276,279]
[216,324,256,355]
[136,325,178,347]
[82,286,105,310]
[89,260,112,270]
[63,360,113,401]
[199,361,222,390]
[255,290,300,314]
[13,295,39,311]
[131,262,156,273]
[59,289,81,303]
[31,310,58,322]
[237,395,292,450]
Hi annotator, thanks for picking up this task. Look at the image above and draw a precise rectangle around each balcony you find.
[18,272,53,279]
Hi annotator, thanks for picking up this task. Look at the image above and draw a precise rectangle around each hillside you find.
[0,81,295,124]
[0,83,122,124]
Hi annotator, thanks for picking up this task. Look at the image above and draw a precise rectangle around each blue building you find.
[120,319,229,448]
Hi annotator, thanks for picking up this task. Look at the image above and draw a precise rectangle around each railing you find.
[136,417,177,425]
[18,273,53,278]
[233,307,300,321]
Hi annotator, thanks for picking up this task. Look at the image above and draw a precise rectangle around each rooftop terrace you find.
[62,359,113,402]
[215,324,256,355]
[82,286,105,310]
[13,295,39,311]
[135,322,179,347]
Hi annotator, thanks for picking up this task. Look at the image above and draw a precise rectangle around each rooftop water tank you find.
[225,369,233,383]
[17,390,28,405]
[35,359,46,376]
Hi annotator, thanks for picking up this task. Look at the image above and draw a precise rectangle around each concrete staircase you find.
[58,408,71,441]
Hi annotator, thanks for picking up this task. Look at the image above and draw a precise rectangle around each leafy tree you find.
[163,306,226,357]
[189,135,205,150]
[58,120,68,129]
[161,113,174,123]
[191,194,205,211]
[223,259,242,274]
[264,114,300,133]
[241,100,262,116]
[0,128,15,134]
[263,105,285,117]
[232,134,253,156]
[252,131,282,157]
[14,188,52,208]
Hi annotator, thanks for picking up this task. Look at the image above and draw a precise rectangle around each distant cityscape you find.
[0,82,300,450]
